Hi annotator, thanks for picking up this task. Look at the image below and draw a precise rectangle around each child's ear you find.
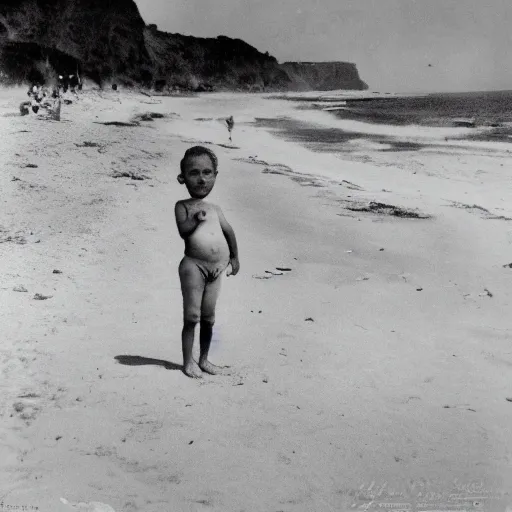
[177,174,185,184]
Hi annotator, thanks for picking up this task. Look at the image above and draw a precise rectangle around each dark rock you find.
[33,293,52,300]
[346,201,431,219]
[75,141,100,147]
[95,121,138,127]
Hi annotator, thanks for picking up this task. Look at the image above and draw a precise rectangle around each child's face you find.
[180,154,217,199]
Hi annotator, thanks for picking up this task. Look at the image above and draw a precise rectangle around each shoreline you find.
[1,87,512,511]
[269,89,512,148]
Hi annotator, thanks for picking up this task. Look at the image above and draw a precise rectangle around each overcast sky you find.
[135,0,512,93]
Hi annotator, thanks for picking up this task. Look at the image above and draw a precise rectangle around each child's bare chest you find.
[193,212,224,241]
[185,205,228,261]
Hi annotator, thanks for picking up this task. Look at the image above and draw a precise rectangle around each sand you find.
[1,87,512,512]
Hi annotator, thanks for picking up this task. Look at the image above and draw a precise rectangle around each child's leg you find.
[179,258,205,378]
[198,277,231,375]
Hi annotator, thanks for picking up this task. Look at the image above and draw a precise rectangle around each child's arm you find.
[216,206,240,276]
[175,201,206,239]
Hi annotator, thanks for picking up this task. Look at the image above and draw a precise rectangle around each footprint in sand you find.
[75,141,102,148]
[61,498,116,512]
[12,400,40,425]
[341,180,364,190]
[111,170,150,181]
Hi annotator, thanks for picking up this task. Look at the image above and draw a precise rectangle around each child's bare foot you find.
[198,360,232,376]
[183,360,203,379]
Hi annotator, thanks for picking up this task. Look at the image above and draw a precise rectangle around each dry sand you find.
[1,88,512,512]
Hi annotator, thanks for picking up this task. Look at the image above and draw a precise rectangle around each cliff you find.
[281,61,368,91]
[0,0,368,91]
[143,26,291,91]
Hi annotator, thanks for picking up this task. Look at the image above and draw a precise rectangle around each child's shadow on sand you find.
[115,355,182,370]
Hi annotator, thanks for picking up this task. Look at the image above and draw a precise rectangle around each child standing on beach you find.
[175,146,240,378]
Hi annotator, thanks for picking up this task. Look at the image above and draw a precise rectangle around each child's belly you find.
[185,224,230,263]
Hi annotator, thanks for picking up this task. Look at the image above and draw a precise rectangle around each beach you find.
[1,87,512,512]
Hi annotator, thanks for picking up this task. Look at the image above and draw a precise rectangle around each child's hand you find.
[227,257,240,276]
[195,210,207,222]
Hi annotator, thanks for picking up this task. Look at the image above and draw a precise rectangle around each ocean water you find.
[332,90,512,128]
[255,90,512,153]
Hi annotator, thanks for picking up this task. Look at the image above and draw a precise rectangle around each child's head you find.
[178,146,218,199]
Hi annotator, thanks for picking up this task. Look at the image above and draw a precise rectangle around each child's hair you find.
[180,146,218,174]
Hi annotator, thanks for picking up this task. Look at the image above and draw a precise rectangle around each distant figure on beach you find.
[58,75,65,92]
[19,100,31,116]
[175,146,240,378]
[69,74,76,93]
[226,116,234,142]
[31,91,42,113]
[51,96,62,121]
[44,88,61,120]
[28,84,41,100]
[112,83,118,91]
